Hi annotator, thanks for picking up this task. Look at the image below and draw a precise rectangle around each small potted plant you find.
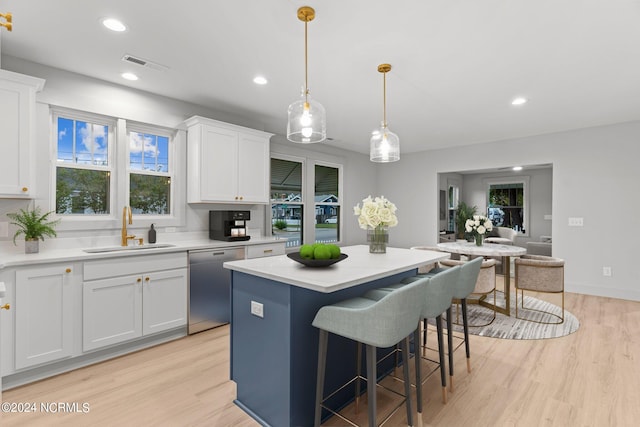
[7,206,60,254]
[455,201,477,240]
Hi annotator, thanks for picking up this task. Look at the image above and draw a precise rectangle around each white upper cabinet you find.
[0,70,45,198]
[185,116,272,203]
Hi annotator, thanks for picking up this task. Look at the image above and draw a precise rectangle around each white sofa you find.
[484,226,518,245]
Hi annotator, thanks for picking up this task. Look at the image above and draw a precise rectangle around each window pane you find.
[130,132,170,172]
[57,118,109,166]
[316,205,339,243]
[130,174,171,215]
[315,164,340,244]
[488,183,524,231]
[271,204,303,247]
[57,117,74,162]
[271,158,303,247]
[56,167,110,214]
[315,165,338,197]
[75,122,108,166]
[157,136,169,172]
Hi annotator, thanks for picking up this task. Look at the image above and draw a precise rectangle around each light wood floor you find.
[2,286,640,427]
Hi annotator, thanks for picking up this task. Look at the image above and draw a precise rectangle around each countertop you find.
[223,244,450,293]
[0,236,284,269]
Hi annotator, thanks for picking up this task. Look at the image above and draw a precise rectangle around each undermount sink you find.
[83,243,176,253]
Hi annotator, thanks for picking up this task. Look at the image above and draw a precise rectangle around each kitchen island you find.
[223,245,449,427]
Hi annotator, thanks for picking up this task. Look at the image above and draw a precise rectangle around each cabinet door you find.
[142,268,187,336]
[199,125,239,202]
[83,275,142,352]
[237,133,270,203]
[15,265,75,369]
[0,76,37,197]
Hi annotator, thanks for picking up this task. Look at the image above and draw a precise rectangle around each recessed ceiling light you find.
[121,72,139,81]
[513,166,523,171]
[102,18,126,32]
[511,97,527,106]
[253,76,268,85]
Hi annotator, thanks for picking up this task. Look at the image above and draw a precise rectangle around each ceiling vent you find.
[121,54,169,72]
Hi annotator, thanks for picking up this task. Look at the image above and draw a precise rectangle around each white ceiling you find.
[2,0,640,155]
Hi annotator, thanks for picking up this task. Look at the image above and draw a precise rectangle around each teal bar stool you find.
[364,266,460,414]
[437,257,483,391]
[312,277,428,427]
[401,258,483,391]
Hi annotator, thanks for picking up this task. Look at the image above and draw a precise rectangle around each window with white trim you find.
[55,111,115,215]
[128,126,174,215]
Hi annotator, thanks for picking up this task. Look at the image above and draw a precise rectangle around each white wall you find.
[2,55,638,301]
[378,122,640,301]
[0,55,373,249]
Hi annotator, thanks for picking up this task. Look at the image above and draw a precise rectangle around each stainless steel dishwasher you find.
[188,247,244,334]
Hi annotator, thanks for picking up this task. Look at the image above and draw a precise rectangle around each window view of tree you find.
[56,115,112,214]
[129,131,172,215]
[488,183,524,231]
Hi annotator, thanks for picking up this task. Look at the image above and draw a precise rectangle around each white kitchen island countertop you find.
[223,244,449,293]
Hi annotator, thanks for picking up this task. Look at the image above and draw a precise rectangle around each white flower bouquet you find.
[353,195,398,230]
[465,215,493,237]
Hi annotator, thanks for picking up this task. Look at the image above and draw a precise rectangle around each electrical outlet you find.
[603,267,612,277]
[0,221,8,238]
[568,217,584,227]
[251,300,264,318]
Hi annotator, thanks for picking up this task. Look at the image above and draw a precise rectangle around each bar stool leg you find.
[435,315,447,404]
[461,298,471,373]
[314,330,328,427]
[446,307,454,392]
[422,318,428,356]
[399,336,414,427]
[413,328,422,418]
[355,342,362,414]
[366,344,377,427]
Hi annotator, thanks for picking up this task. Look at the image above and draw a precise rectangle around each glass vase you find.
[367,226,389,253]
[474,234,484,246]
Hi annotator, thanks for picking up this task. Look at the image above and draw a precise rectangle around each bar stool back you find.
[312,277,428,427]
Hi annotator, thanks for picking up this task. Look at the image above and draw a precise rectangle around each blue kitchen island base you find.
[230,269,416,427]
[224,245,450,427]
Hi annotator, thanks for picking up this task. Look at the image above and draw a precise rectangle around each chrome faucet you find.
[121,206,136,246]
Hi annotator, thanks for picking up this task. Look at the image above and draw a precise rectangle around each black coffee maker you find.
[209,210,251,241]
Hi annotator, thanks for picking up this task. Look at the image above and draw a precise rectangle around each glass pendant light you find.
[287,6,326,143]
[370,64,400,162]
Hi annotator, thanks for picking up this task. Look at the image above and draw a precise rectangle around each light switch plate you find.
[251,300,264,318]
[568,217,584,226]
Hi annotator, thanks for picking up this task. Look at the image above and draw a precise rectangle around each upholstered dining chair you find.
[312,276,428,427]
[440,257,497,328]
[514,254,565,324]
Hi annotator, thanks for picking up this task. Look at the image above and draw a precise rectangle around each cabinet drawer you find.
[246,243,286,259]
[84,252,187,281]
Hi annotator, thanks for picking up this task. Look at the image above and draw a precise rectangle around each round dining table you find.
[436,241,526,316]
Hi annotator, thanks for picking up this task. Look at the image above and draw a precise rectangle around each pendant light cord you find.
[382,71,387,128]
[304,19,309,102]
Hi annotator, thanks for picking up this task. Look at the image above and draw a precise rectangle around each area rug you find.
[444,291,579,340]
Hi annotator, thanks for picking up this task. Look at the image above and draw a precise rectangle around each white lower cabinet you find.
[15,263,78,370]
[83,274,143,352]
[83,253,187,352]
